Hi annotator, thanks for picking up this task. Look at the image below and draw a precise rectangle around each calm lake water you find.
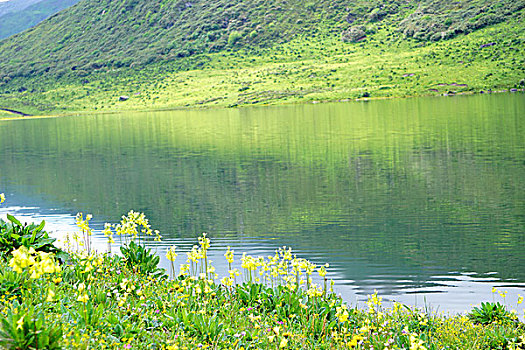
[1,94,524,314]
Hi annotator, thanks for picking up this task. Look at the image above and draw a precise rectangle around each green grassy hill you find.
[0,0,80,39]
[0,0,523,115]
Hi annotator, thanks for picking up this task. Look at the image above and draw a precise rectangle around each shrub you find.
[228,31,243,46]
[368,8,385,22]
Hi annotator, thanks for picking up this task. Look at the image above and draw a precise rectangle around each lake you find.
[1,93,524,314]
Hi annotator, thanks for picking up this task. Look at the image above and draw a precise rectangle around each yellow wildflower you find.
[306,284,323,298]
[335,305,349,323]
[166,246,178,261]
[318,263,329,278]
[348,334,363,347]
[221,276,233,287]
[76,213,93,235]
[282,247,292,261]
[46,289,55,302]
[77,293,89,303]
[9,246,59,278]
[366,290,382,313]
[198,233,210,250]
[409,334,427,350]
[0,193,5,204]
[224,246,234,264]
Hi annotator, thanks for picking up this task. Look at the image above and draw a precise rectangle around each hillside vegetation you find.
[0,0,523,114]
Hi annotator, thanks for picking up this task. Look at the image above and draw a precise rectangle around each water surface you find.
[1,94,524,313]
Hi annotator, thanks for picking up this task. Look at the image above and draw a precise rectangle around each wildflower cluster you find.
[221,246,331,297]
[9,246,61,278]
[166,245,178,278]
[101,210,162,245]
[76,213,93,253]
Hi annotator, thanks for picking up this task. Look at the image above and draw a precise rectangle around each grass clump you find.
[0,195,524,349]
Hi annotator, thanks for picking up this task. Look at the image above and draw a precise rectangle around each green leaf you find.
[6,214,21,226]
[34,220,45,233]
[33,238,56,248]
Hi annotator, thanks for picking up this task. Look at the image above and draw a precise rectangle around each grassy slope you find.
[1,19,523,116]
[0,0,400,77]
[0,0,523,115]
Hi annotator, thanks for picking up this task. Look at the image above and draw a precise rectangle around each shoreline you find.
[0,107,32,117]
[1,88,522,122]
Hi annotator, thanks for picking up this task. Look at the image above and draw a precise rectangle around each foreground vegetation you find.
[0,195,524,349]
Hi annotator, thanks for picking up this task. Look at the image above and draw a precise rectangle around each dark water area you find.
[1,94,524,313]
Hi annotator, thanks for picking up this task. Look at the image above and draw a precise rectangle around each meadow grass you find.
[0,203,523,349]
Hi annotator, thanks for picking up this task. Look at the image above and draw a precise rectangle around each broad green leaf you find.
[6,214,21,226]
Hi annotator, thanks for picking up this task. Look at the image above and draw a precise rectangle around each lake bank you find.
[1,88,523,121]
[0,107,31,117]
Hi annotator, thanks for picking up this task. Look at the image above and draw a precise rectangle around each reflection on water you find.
[0,93,524,313]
